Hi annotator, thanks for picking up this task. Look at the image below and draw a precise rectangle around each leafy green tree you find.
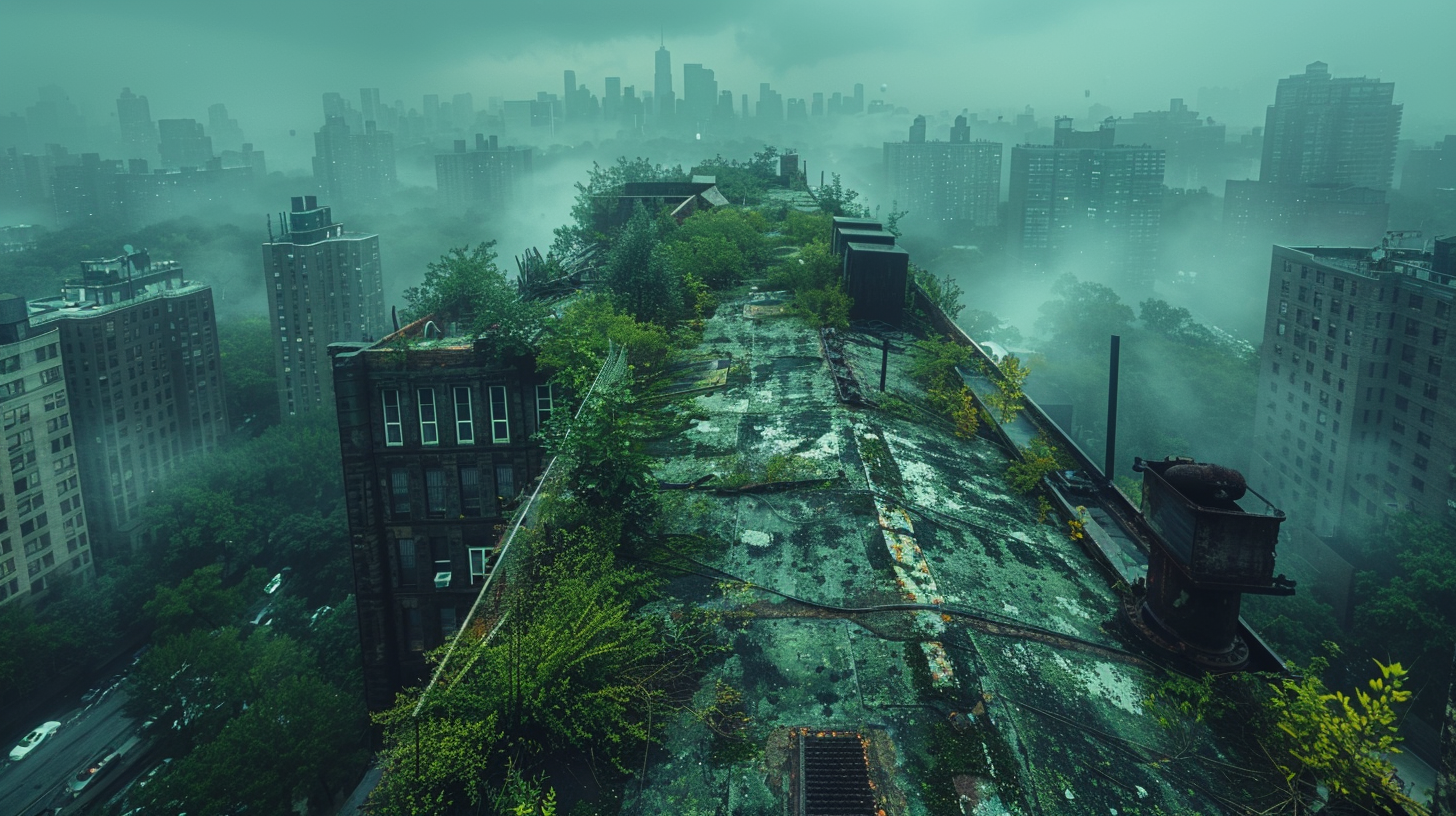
[959,309,1022,346]
[911,265,965,321]
[602,204,683,327]
[401,242,548,354]
[814,173,869,217]
[665,233,746,291]
[1037,274,1135,348]
[0,603,85,698]
[218,316,280,434]
[552,157,688,256]
[1264,649,1424,814]
[536,295,674,394]
[143,564,264,639]
[131,672,367,816]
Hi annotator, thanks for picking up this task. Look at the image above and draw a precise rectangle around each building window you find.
[440,607,459,639]
[536,385,554,428]
[495,464,515,501]
[382,389,403,446]
[407,608,424,652]
[489,386,509,443]
[454,387,474,445]
[425,468,447,517]
[469,547,489,580]
[418,389,439,445]
[390,468,411,517]
[398,538,417,585]
[459,466,482,517]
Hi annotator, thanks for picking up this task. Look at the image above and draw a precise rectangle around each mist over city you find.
[2,3,1455,815]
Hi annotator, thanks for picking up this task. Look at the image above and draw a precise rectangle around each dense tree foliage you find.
[401,242,549,355]
[217,316,280,434]
[551,156,688,257]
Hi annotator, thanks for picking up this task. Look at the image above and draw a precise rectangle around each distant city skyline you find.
[2,0,1452,146]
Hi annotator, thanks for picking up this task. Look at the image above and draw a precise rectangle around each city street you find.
[0,688,140,816]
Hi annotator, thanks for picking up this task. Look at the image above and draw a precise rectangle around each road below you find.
[0,689,140,816]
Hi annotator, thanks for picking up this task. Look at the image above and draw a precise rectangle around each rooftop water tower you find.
[1129,457,1294,670]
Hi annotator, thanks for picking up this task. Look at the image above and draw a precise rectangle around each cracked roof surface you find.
[630,292,1257,815]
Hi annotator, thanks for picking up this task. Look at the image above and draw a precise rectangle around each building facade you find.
[27,249,227,555]
[1250,237,1456,543]
[263,196,386,418]
[312,116,396,209]
[1261,62,1402,191]
[1006,118,1165,288]
[435,136,533,211]
[1,295,95,605]
[883,115,1002,228]
[331,324,553,712]
[1112,99,1231,190]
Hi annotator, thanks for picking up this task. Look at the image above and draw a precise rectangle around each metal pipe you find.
[879,338,889,391]
[1105,334,1121,482]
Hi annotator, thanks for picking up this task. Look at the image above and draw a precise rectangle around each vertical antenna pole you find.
[1105,335,1121,482]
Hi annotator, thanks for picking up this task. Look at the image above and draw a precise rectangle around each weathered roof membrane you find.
[629,289,1279,814]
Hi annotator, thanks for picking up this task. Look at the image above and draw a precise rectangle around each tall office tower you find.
[654,46,674,117]
[681,64,717,124]
[28,249,227,554]
[829,92,843,115]
[1250,236,1455,544]
[452,94,474,131]
[603,78,622,121]
[157,119,213,170]
[1261,62,1402,191]
[717,90,735,120]
[1113,98,1229,189]
[360,88,382,126]
[786,99,807,120]
[26,87,86,151]
[812,93,824,117]
[422,95,440,133]
[884,115,1002,229]
[312,117,397,208]
[262,195,385,418]
[0,295,96,605]
[330,321,554,711]
[1006,118,1166,287]
[115,88,156,160]
[206,104,246,153]
[436,134,533,210]
[741,94,749,120]
[562,71,577,119]
[757,84,784,121]
[852,83,865,114]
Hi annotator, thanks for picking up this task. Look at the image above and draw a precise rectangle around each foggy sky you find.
[4,0,1453,159]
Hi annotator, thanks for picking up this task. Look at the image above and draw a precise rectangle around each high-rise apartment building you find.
[157,119,213,170]
[312,116,396,208]
[1112,99,1229,190]
[1250,236,1455,542]
[1224,63,1402,252]
[603,78,622,121]
[0,295,95,605]
[28,249,228,554]
[1261,62,1402,191]
[436,135,532,211]
[1006,118,1166,287]
[330,322,554,711]
[206,104,245,153]
[116,88,156,161]
[263,196,385,418]
[884,115,1002,228]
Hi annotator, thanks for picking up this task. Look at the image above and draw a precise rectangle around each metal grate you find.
[798,732,876,816]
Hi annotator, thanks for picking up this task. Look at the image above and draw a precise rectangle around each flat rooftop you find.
[628,290,1264,813]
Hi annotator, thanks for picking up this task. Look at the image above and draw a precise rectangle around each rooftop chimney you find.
[291,196,305,212]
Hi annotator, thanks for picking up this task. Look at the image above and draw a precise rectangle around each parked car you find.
[9,721,62,760]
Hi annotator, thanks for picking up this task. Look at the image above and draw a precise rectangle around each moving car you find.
[69,746,120,796]
[9,721,61,760]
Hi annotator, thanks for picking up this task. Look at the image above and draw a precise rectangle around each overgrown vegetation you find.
[1144,646,1428,814]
